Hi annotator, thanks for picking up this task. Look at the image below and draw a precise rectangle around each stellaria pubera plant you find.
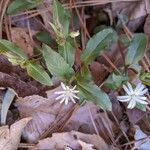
[0,0,149,111]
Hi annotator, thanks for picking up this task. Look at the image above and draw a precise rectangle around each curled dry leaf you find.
[64,102,117,143]
[31,131,117,150]
[15,86,74,143]
[78,140,94,150]
[11,27,36,56]
[0,117,31,150]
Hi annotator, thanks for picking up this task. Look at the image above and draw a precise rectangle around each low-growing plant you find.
[0,0,149,111]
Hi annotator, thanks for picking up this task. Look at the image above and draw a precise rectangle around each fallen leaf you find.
[31,131,116,150]
[15,86,74,143]
[78,140,95,150]
[65,102,117,143]
[11,27,36,56]
[0,117,31,150]
[144,14,150,36]
[134,125,150,150]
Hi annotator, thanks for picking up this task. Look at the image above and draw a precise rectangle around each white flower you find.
[54,82,79,105]
[117,82,148,109]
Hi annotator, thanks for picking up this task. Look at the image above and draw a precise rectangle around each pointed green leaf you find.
[105,73,127,90]
[53,0,70,37]
[1,88,16,125]
[81,28,117,64]
[7,0,43,15]
[58,41,75,67]
[42,44,74,80]
[125,33,148,65]
[35,31,54,45]
[140,72,150,86]
[25,61,52,86]
[77,81,112,111]
[0,39,27,59]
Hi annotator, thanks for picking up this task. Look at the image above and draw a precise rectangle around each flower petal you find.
[117,97,131,102]
[69,96,76,103]
[136,84,145,95]
[138,96,147,101]
[56,94,65,100]
[135,97,148,105]
[72,94,80,99]
[65,97,69,105]
[127,82,134,94]
[117,95,130,99]
[127,100,136,109]
[61,82,67,90]
[59,97,65,104]
[72,85,77,90]
[123,84,131,95]
[138,88,148,95]
[54,91,66,94]
[134,83,142,93]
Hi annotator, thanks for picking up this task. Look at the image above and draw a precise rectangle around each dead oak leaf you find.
[78,140,95,150]
[31,131,113,150]
[15,87,74,143]
[11,27,36,56]
[0,117,31,150]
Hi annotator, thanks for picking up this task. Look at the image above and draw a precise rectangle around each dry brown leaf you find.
[112,0,150,32]
[78,140,95,150]
[64,102,116,144]
[11,27,36,56]
[0,117,31,150]
[31,131,116,150]
[15,87,74,143]
[144,14,150,36]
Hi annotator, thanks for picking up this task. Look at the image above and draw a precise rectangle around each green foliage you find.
[77,81,112,111]
[128,64,141,75]
[25,61,53,86]
[140,72,150,86]
[42,44,74,80]
[1,88,16,125]
[105,73,127,90]
[7,0,43,15]
[58,41,75,67]
[50,0,70,45]
[53,0,70,37]
[0,39,52,86]
[81,28,117,64]
[125,33,148,65]
[35,31,54,45]
[136,103,146,111]
[0,39,27,60]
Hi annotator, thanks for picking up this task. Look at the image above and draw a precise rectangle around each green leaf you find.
[25,61,53,86]
[53,0,70,37]
[7,0,43,15]
[1,88,16,125]
[128,64,141,74]
[42,44,74,80]
[35,31,54,45]
[0,39,27,59]
[125,33,148,65]
[58,41,75,67]
[77,81,112,111]
[136,103,146,111]
[105,73,127,90]
[140,72,150,86]
[81,28,117,64]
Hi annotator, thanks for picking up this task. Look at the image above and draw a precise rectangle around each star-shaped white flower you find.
[54,82,79,105]
[117,82,148,109]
